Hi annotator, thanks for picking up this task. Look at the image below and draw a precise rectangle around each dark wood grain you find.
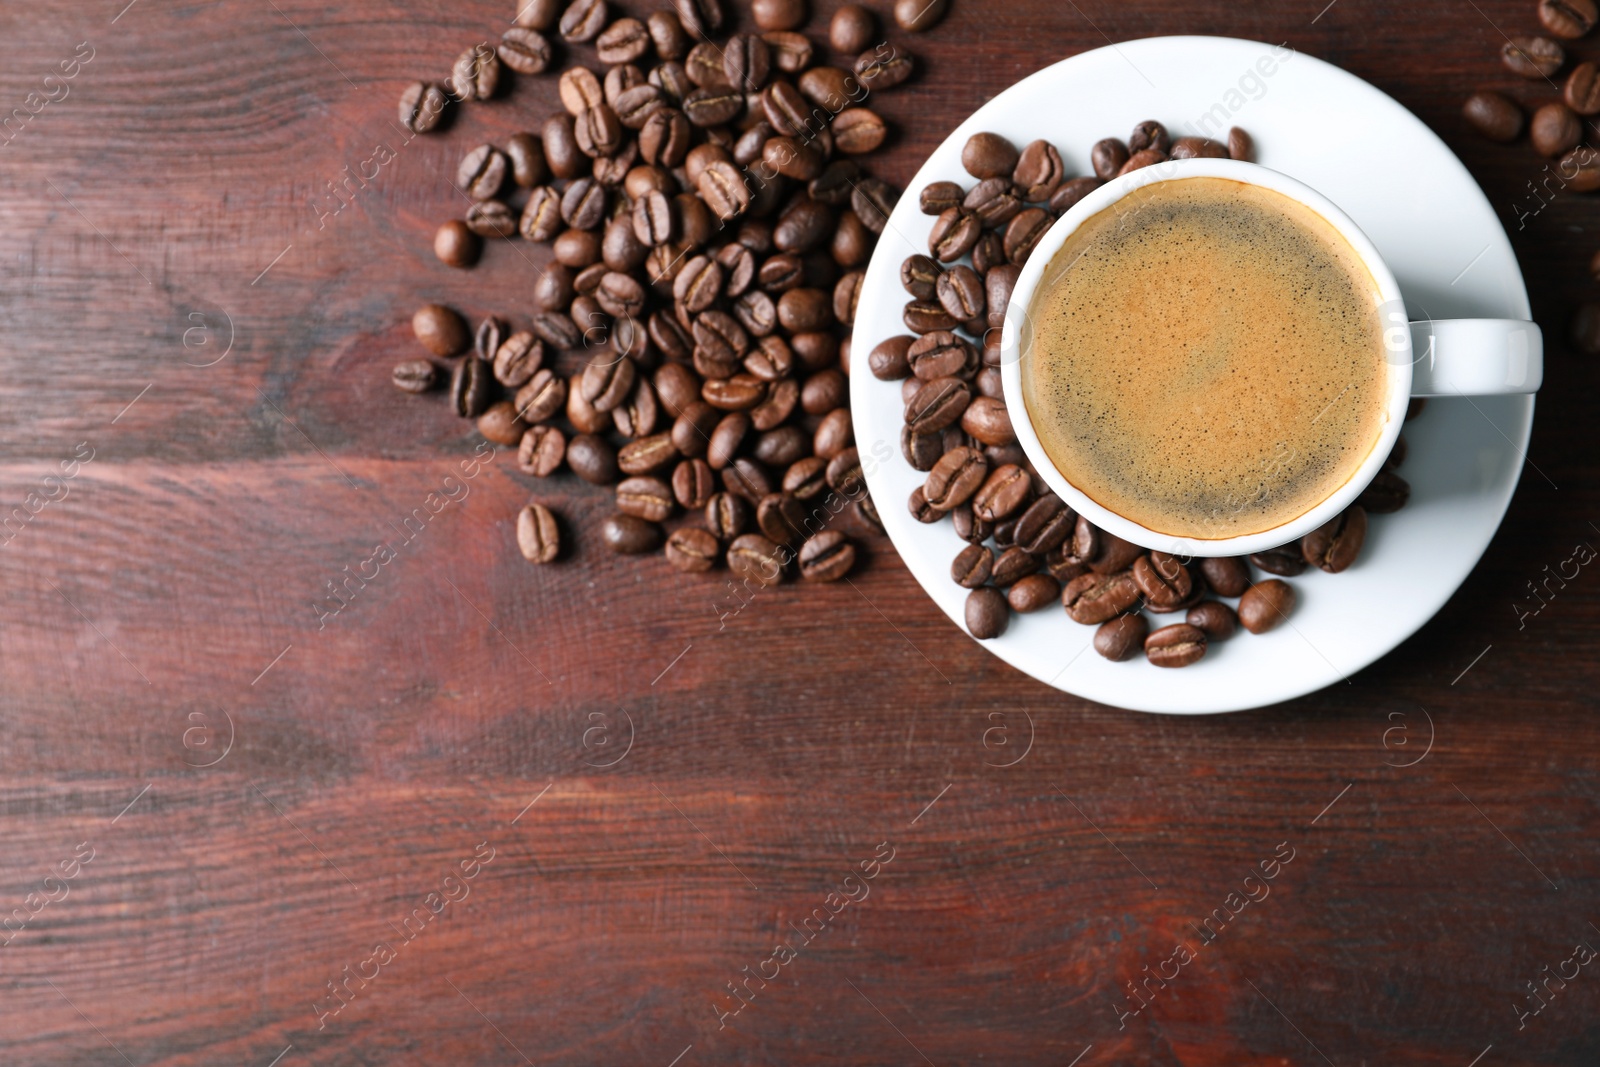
[0,0,1597,1064]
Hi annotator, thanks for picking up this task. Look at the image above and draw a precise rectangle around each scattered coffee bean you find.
[435,220,482,267]
[1198,556,1250,598]
[1227,126,1253,161]
[517,503,561,563]
[518,424,567,476]
[799,530,855,581]
[1063,570,1140,624]
[1463,91,1525,141]
[1358,470,1411,514]
[392,359,438,393]
[1540,0,1597,39]
[1238,579,1295,634]
[1186,600,1237,641]
[728,532,785,585]
[399,81,448,134]
[414,304,470,357]
[1093,614,1147,661]
[1302,506,1367,573]
[965,586,1008,638]
[1502,36,1565,78]
[1008,572,1059,613]
[962,132,1019,180]
[1145,623,1206,668]
[1532,102,1582,156]
[603,513,664,554]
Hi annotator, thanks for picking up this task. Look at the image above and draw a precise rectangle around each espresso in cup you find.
[1019,176,1390,539]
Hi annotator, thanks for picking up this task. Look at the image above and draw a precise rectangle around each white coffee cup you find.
[998,157,1543,558]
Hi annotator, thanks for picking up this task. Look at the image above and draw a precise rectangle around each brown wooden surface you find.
[1,0,1597,1063]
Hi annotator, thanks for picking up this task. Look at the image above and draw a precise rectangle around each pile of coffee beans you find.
[1456,0,1600,349]
[393,0,952,584]
[872,120,1417,667]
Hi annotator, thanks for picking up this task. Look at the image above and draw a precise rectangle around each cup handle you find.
[1408,319,1543,397]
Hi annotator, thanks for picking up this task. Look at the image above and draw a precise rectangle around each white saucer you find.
[849,36,1535,714]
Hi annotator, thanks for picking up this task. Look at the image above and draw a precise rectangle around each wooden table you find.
[2,0,1596,1063]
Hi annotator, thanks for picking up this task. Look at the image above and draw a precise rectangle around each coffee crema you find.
[1020,176,1389,539]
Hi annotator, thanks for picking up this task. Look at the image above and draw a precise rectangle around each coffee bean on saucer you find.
[1013,496,1072,554]
[392,359,438,393]
[414,304,470,356]
[1132,551,1193,607]
[1238,579,1295,634]
[952,543,993,588]
[1118,148,1166,175]
[919,181,965,215]
[1227,126,1253,161]
[1531,102,1582,156]
[901,254,941,300]
[435,221,482,267]
[962,132,1019,180]
[965,586,1009,638]
[928,207,982,261]
[908,486,942,523]
[991,546,1041,586]
[517,503,561,563]
[666,527,720,572]
[1128,120,1171,155]
[1357,470,1411,513]
[1249,545,1306,577]
[1169,136,1229,159]
[961,396,1014,447]
[971,464,1031,522]
[1063,570,1140,625]
[799,530,855,581]
[1302,506,1367,573]
[1186,601,1237,640]
[963,177,1023,227]
[1463,91,1525,141]
[1502,35,1565,78]
[1008,573,1060,613]
[1199,556,1251,598]
[1145,622,1207,668]
[1566,63,1600,114]
[870,335,915,380]
[1093,613,1147,661]
[1090,138,1128,180]
[1049,176,1101,214]
[1013,139,1064,201]
[1086,530,1143,575]
[1540,0,1597,39]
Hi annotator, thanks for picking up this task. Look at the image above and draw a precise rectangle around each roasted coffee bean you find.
[1186,601,1237,641]
[1044,543,1087,584]
[1249,545,1306,577]
[654,362,700,417]
[765,30,815,74]
[984,264,1021,331]
[821,447,862,496]
[399,81,448,133]
[789,331,836,370]
[756,491,806,546]
[1013,495,1072,554]
[869,335,914,380]
[558,0,607,41]
[560,177,608,229]
[895,0,946,31]
[494,332,544,387]
[618,433,679,475]
[466,199,518,237]
[568,432,619,484]
[923,446,988,510]
[904,375,971,432]
[1559,145,1600,191]
[832,271,864,326]
[962,132,1019,180]
[1358,470,1411,513]
[617,475,676,521]
[613,377,659,438]
[518,424,566,476]
[1013,139,1065,201]
[750,377,798,430]
[1503,35,1565,78]
[825,2,872,50]
[813,407,853,459]
[532,311,584,349]
[517,503,561,563]
[1125,120,1168,155]
[898,254,940,302]
[514,368,567,423]
[415,304,470,357]
[732,289,776,336]
[706,491,752,538]
[800,368,847,415]
[1227,126,1253,161]
[798,66,857,110]
[906,331,976,381]
[458,145,508,200]
[929,207,982,261]
[1169,136,1228,159]
[776,288,831,332]
[596,17,651,63]
[698,159,754,220]
[670,400,718,459]
[745,335,795,381]
[851,177,899,234]
[500,27,553,73]
[724,456,776,501]
[392,359,438,393]
[603,513,664,554]
[580,354,636,412]
[703,374,768,411]
[991,546,1040,587]
[781,455,827,499]
[1302,505,1367,572]
[1132,552,1193,610]
[574,105,624,157]
[1238,579,1295,634]
[1007,572,1060,613]
[833,108,887,154]
[965,586,1009,639]
[722,34,771,89]
[673,255,723,313]
[1532,102,1582,156]
[951,543,994,588]
[516,0,561,29]
[474,316,508,362]
[917,183,964,219]
[1063,570,1140,624]
[652,60,694,101]
[798,531,854,581]
[648,9,689,58]
[543,113,584,179]
[775,201,835,255]
[434,220,481,268]
[1091,138,1128,180]
[802,160,855,208]
[675,0,724,38]
[934,265,985,321]
[1463,91,1525,141]
[1197,556,1250,598]
[602,217,649,272]
[855,46,913,90]
[728,532,785,585]
[947,503,990,546]
[964,177,1023,227]
[566,374,612,433]
[761,81,811,138]
[1145,623,1207,668]
[685,86,744,126]
[1094,613,1147,661]
[1541,0,1597,38]
[615,84,670,129]
[975,366,1003,399]
[666,526,720,572]
[1049,176,1101,214]
[519,186,561,242]
[453,44,502,100]
[1003,207,1051,264]
[1088,531,1142,575]
[639,109,692,166]
[901,425,942,470]
[971,464,1030,522]
[1118,148,1166,175]
[1566,64,1600,115]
